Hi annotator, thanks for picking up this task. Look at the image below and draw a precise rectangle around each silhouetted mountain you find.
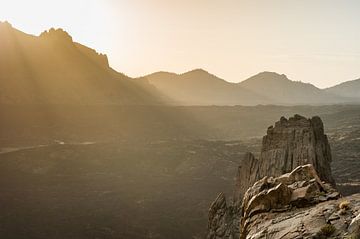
[238,71,350,105]
[145,70,355,106]
[325,78,360,99]
[0,21,162,105]
[144,69,269,105]
[2,22,358,107]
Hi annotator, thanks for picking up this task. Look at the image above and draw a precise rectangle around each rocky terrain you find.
[234,114,335,203]
[207,115,360,239]
[240,165,359,239]
[1,21,360,239]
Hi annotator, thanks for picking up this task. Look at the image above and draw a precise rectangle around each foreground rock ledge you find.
[240,164,348,239]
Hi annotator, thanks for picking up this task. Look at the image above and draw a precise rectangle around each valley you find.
[1,104,360,238]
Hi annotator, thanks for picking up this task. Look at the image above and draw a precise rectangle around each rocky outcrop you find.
[235,114,335,202]
[234,153,259,204]
[209,164,360,239]
[207,115,338,239]
[207,193,240,239]
[40,28,74,42]
[240,164,340,238]
[242,193,360,239]
[40,28,109,68]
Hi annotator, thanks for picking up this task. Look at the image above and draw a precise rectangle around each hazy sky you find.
[1,0,360,88]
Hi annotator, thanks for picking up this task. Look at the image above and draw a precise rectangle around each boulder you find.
[240,164,339,238]
[349,213,360,237]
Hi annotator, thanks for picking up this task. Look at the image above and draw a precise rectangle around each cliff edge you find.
[207,115,360,239]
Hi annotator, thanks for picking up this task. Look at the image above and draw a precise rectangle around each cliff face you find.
[207,115,340,239]
[207,193,240,239]
[233,152,259,203]
[234,114,335,202]
[259,114,334,185]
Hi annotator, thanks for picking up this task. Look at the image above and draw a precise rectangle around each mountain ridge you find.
[2,21,359,106]
[0,21,164,105]
[144,68,270,105]
[144,69,358,106]
[325,78,360,98]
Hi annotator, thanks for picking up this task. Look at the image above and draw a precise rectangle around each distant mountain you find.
[0,21,162,105]
[144,69,269,105]
[145,70,354,106]
[238,72,349,105]
[2,22,358,106]
[325,78,360,98]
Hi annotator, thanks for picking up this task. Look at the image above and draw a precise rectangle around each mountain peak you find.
[40,28,73,42]
[0,20,12,28]
[251,71,288,80]
[183,68,210,76]
[188,68,208,73]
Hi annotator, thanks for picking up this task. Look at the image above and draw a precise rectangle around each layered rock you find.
[207,115,338,239]
[240,167,360,238]
[207,193,240,239]
[235,114,335,202]
[234,152,259,204]
[240,164,340,238]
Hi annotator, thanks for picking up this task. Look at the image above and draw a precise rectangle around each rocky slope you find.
[240,165,358,239]
[207,115,360,239]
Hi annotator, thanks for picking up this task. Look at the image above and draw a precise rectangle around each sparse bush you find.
[339,200,351,210]
[319,224,336,237]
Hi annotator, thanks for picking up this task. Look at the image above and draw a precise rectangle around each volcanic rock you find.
[235,114,335,202]
[207,115,338,239]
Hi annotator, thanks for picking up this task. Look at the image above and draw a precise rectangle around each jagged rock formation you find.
[240,167,360,238]
[207,193,240,239]
[234,152,258,204]
[40,28,110,68]
[234,114,335,202]
[207,115,339,239]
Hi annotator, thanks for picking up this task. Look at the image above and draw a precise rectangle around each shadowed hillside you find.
[0,21,163,105]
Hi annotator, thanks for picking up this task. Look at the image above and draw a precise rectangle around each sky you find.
[1,0,360,88]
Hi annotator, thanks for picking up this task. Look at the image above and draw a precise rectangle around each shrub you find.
[339,200,351,210]
[319,224,336,237]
